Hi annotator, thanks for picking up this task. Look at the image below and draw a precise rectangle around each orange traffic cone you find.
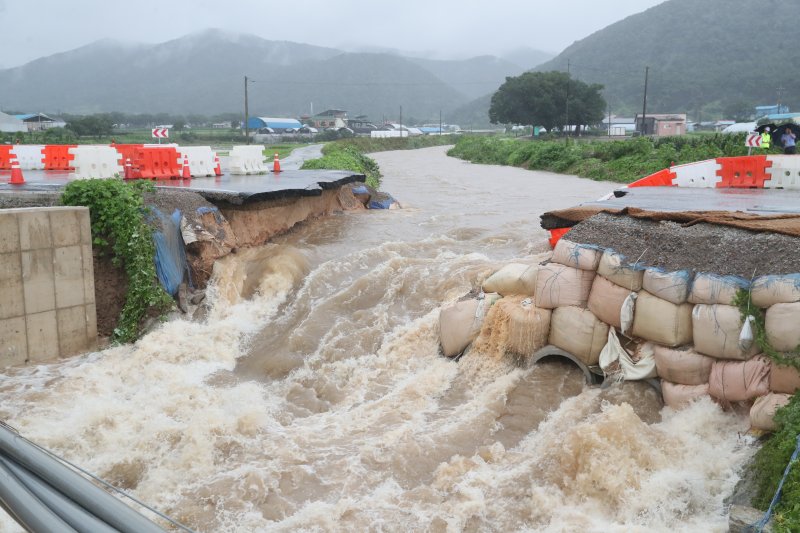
[182,155,191,179]
[273,152,281,173]
[9,157,25,185]
[124,157,133,180]
[214,154,222,176]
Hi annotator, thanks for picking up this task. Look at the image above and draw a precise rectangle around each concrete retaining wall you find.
[0,207,97,368]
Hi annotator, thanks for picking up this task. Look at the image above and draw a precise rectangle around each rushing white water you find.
[0,146,756,532]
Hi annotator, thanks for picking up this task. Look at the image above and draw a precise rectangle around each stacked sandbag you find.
[642,268,692,305]
[587,275,632,329]
[439,293,501,357]
[751,273,800,308]
[472,296,551,358]
[534,263,595,309]
[548,306,609,366]
[483,263,538,296]
[688,273,750,305]
[662,381,711,409]
[708,355,771,403]
[692,304,759,360]
[765,302,800,352]
[770,364,800,394]
[631,291,693,347]
[750,393,791,431]
[597,249,645,291]
[551,239,602,271]
[654,346,713,386]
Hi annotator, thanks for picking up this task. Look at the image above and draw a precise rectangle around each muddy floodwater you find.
[0,146,755,532]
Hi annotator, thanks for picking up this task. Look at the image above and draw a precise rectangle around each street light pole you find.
[244,75,250,145]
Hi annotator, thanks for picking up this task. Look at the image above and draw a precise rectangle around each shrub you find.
[61,179,173,342]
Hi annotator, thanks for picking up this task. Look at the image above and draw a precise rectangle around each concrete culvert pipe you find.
[530,346,603,385]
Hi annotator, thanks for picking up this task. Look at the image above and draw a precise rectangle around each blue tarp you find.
[352,185,369,195]
[369,197,394,209]
[151,208,189,296]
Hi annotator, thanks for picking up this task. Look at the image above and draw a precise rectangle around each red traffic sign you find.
[152,128,169,138]
[745,134,762,148]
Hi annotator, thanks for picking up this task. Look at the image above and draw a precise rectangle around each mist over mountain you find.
[0,29,549,121]
[535,0,800,115]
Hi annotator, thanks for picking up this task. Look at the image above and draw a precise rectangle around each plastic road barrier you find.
[229,145,268,175]
[43,145,76,170]
[0,145,11,170]
[69,146,123,179]
[10,145,45,170]
[178,146,216,177]
[765,155,800,189]
[131,147,182,179]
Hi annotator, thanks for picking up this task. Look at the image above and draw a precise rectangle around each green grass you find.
[447,134,761,183]
[302,144,382,189]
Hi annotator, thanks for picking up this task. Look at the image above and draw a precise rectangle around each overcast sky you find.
[0,0,667,68]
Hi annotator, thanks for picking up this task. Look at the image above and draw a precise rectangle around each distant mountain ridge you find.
[452,0,800,126]
[535,0,800,115]
[0,29,552,121]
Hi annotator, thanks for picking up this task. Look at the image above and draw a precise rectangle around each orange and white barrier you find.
[11,145,45,170]
[69,146,123,179]
[229,145,268,175]
[178,146,217,177]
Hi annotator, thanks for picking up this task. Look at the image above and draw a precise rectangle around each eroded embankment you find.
[89,184,368,336]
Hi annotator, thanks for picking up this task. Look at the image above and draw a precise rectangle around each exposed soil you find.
[565,212,800,277]
[92,250,127,337]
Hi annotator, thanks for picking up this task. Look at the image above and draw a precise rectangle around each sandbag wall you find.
[439,239,800,433]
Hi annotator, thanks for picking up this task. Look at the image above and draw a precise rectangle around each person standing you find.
[761,126,772,150]
[782,127,797,154]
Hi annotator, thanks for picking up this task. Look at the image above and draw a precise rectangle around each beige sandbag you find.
[688,273,750,305]
[587,275,631,329]
[766,302,800,352]
[483,263,534,296]
[472,296,551,358]
[708,356,771,403]
[548,306,609,366]
[692,304,759,360]
[750,393,791,431]
[654,345,714,386]
[439,294,500,357]
[518,265,539,296]
[534,263,595,309]
[751,274,800,308]
[551,239,602,271]
[642,268,692,305]
[597,250,644,291]
[770,364,800,394]
[662,381,711,409]
[631,291,693,347]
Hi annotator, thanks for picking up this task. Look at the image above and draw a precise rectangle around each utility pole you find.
[439,109,442,136]
[244,75,250,145]
[399,105,403,138]
[607,106,611,137]
[564,60,571,139]
[777,86,786,110]
[640,66,649,135]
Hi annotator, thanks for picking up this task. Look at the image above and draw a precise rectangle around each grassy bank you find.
[302,144,383,189]
[447,134,756,183]
[301,136,456,189]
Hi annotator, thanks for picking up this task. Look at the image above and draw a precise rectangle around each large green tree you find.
[489,71,606,134]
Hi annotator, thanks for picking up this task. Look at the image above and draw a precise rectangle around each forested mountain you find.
[0,30,547,120]
[535,0,800,116]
